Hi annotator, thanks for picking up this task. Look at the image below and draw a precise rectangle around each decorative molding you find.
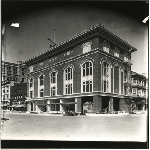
[27,48,125,75]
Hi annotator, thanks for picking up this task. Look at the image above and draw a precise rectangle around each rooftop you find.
[24,23,137,66]
[131,71,146,79]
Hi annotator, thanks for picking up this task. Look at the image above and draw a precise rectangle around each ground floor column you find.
[47,105,50,111]
[75,98,77,112]
[60,99,63,112]
[36,105,40,112]
[27,102,31,111]
[109,98,113,112]
[75,97,82,113]
[93,96,102,113]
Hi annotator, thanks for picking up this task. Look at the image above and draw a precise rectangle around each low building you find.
[25,24,137,114]
[131,72,148,111]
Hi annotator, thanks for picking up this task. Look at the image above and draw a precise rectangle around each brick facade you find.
[25,24,136,113]
[93,95,102,112]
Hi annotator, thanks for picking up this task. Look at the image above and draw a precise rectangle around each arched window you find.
[64,67,73,94]
[50,71,57,96]
[30,78,33,88]
[29,77,34,98]
[39,75,44,86]
[81,61,93,93]
[38,74,44,97]
[102,62,109,92]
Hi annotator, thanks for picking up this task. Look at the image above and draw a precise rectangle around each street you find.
[1,113,147,141]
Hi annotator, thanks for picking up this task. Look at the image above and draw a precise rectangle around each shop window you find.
[50,104,60,111]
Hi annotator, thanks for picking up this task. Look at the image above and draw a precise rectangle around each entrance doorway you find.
[82,96,93,114]
[113,98,120,111]
[102,96,109,112]
[31,102,33,111]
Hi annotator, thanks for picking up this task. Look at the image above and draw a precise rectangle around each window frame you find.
[38,74,44,97]
[29,77,34,98]
[81,61,93,93]
[102,61,110,93]
[50,71,57,96]
[82,41,92,54]
[64,66,73,95]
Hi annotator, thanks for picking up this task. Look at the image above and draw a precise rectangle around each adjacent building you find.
[1,61,27,111]
[25,24,137,114]
[1,61,19,110]
[10,82,27,111]
[131,71,148,111]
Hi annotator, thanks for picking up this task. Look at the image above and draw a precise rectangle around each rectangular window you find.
[86,81,89,92]
[65,84,72,94]
[83,42,91,54]
[22,68,25,71]
[40,89,44,97]
[51,104,55,111]
[83,82,85,92]
[82,81,92,92]
[30,91,33,98]
[103,47,109,53]
[133,79,137,84]
[30,82,33,88]
[22,78,25,82]
[132,88,136,94]
[22,72,24,76]
[51,87,56,96]
[83,68,85,76]
[51,72,56,83]
[56,104,60,111]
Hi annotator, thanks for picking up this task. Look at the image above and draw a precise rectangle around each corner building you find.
[25,24,137,114]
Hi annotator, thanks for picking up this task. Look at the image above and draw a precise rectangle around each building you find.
[131,71,148,111]
[1,61,19,110]
[10,82,27,111]
[25,24,137,114]
[1,61,27,111]
[9,61,27,111]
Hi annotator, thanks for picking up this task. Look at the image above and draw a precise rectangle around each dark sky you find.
[1,1,149,75]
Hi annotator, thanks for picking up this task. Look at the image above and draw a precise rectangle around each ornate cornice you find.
[24,24,137,66]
